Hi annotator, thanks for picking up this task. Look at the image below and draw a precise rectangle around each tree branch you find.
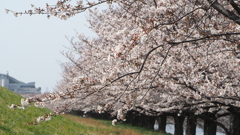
[207,0,240,25]
[229,0,240,15]
[198,114,230,135]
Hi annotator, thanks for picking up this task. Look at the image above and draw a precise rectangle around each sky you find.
[0,1,99,93]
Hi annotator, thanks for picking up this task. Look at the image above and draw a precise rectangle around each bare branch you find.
[207,0,240,25]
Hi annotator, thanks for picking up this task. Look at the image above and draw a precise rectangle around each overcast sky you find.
[1,1,99,93]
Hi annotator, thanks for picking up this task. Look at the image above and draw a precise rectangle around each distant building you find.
[0,73,41,94]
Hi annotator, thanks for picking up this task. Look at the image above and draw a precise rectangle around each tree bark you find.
[229,111,240,135]
[203,113,217,135]
[207,0,240,25]
[186,114,196,135]
[133,114,140,126]
[126,111,133,125]
[140,115,145,127]
[173,115,185,135]
[158,115,167,133]
[147,116,155,129]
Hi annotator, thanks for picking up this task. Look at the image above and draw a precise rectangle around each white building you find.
[0,73,41,94]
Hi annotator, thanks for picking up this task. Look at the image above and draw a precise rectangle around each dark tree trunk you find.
[158,115,167,133]
[135,114,140,126]
[128,112,140,126]
[132,114,140,126]
[147,116,155,129]
[173,115,185,135]
[138,114,145,127]
[203,113,217,135]
[230,111,240,135]
[126,111,133,124]
[142,115,147,127]
[186,114,196,135]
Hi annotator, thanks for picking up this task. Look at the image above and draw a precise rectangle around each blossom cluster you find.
[25,111,64,125]
[5,0,108,20]
[8,98,30,110]
[53,1,240,129]
[6,0,240,130]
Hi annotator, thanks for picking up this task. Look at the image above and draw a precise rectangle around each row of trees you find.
[7,0,240,135]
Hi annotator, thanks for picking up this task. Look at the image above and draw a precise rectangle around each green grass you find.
[93,118,172,135]
[0,87,171,135]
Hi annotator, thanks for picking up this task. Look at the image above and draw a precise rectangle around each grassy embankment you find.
[0,87,171,135]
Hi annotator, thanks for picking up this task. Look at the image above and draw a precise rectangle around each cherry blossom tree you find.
[6,0,240,135]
